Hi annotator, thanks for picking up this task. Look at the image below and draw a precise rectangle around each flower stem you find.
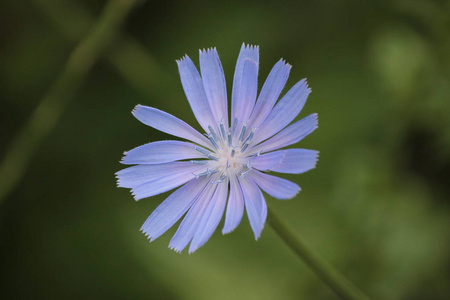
[267,208,371,300]
[32,0,170,99]
[0,0,141,206]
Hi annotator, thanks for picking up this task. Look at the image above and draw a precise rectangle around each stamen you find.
[227,130,232,147]
[238,123,247,143]
[238,161,252,178]
[195,146,219,161]
[231,149,235,157]
[207,134,219,150]
[240,127,257,153]
[195,146,211,156]
[249,148,263,158]
[209,169,219,175]
[191,160,208,165]
[207,154,219,161]
[232,118,238,135]
[212,174,227,184]
[208,125,220,144]
[194,170,210,178]
[239,169,251,178]
[242,129,255,145]
[220,120,227,140]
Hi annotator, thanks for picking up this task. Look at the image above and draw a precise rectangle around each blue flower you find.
[116,44,318,253]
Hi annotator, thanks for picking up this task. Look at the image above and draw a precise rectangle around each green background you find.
[1,0,450,299]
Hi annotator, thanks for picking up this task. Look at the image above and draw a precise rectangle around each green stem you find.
[267,208,371,300]
[32,0,170,99]
[0,0,140,206]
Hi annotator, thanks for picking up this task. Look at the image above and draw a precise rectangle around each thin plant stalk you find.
[268,208,371,300]
[0,0,141,205]
[32,0,170,98]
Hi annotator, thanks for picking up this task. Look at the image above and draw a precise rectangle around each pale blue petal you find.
[132,105,211,149]
[169,182,217,253]
[252,149,318,174]
[141,178,208,241]
[222,173,244,234]
[252,79,310,145]
[189,179,228,253]
[249,59,291,128]
[253,113,318,153]
[240,177,267,239]
[116,162,205,188]
[248,170,300,200]
[232,44,259,123]
[200,48,228,127]
[131,165,202,200]
[121,141,204,165]
[177,55,216,132]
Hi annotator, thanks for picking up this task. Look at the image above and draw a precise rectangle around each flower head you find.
[116,44,318,253]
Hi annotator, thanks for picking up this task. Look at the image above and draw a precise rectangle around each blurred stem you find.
[0,0,140,205]
[32,0,170,98]
[267,208,371,300]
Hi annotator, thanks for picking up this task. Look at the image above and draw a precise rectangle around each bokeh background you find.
[1,0,450,299]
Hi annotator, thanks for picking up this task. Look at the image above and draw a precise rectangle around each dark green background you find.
[1,0,450,299]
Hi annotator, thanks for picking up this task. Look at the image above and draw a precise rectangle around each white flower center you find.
[191,118,261,183]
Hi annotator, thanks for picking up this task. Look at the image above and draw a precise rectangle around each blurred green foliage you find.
[1,0,450,299]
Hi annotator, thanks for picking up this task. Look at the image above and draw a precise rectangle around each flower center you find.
[191,118,261,183]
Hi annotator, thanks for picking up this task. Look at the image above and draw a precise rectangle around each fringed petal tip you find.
[291,187,302,199]
[115,178,122,188]
[253,228,264,240]
[279,185,301,200]
[199,47,218,55]
[278,58,292,69]
[168,244,184,254]
[131,104,142,115]
[141,231,158,243]
[302,78,312,93]
[140,229,152,241]
[221,228,234,235]
[241,43,259,51]
[175,54,191,65]
[312,112,319,125]
[311,151,320,169]
[131,191,141,201]
[140,223,158,240]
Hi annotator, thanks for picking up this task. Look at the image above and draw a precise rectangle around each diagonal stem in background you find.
[0,0,141,205]
[32,0,171,98]
[268,208,371,300]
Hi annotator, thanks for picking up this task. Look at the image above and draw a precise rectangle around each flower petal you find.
[140,178,208,241]
[177,55,216,132]
[132,105,211,148]
[252,149,318,174]
[189,179,228,253]
[240,177,267,239]
[253,79,310,144]
[131,165,203,200]
[249,59,291,128]
[248,170,300,200]
[200,48,228,127]
[116,162,205,189]
[121,141,205,165]
[252,113,318,153]
[232,44,259,123]
[222,173,244,234]
[169,181,217,253]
